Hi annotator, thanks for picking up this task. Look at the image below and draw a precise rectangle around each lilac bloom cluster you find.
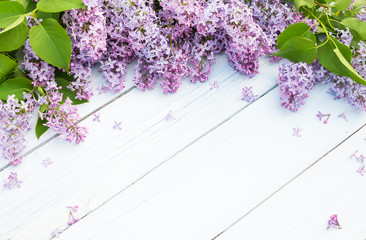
[246,0,302,59]
[278,61,316,111]
[278,41,366,111]
[40,95,87,144]
[0,94,36,165]
[97,0,281,92]
[62,2,107,100]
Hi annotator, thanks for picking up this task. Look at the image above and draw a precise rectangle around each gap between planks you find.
[55,83,279,238]
[0,86,136,173]
[212,122,366,240]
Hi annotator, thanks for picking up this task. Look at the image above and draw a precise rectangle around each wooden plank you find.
[1,65,136,170]
[216,125,366,240]
[0,56,280,240]
[52,84,366,240]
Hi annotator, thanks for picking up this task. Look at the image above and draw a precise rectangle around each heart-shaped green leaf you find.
[293,0,314,10]
[274,37,317,64]
[29,18,71,72]
[0,77,33,100]
[318,36,366,86]
[277,22,316,49]
[0,20,28,51]
[0,1,24,27]
[0,54,17,80]
[37,0,85,13]
[35,115,49,139]
[341,17,366,40]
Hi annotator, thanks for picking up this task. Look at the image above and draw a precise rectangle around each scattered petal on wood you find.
[338,111,348,122]
[292,127,302,137]
[316,111,330,124]
[3,172,22,190]
[327,214,341,230]
[113,121,122,131]
[209,81,219,90]
[165,111,176,121]
[93,113,101,122]
[42,157,53,167]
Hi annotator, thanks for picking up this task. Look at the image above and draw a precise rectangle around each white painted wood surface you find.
[1,54,365,240]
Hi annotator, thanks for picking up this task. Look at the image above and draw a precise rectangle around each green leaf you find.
[277,22,316,49]
[54,68,76,82]
[293,0,314,10]
[333,0,353,11]
[55,78,88,105]
[35,115,49,139]
[29,18,71,72]
[15,0,37,12]
[274,37,317,64]
[318,36,366,86]
[0,1,25,28]
[0,20,28,51]
[0,54,17,80]
[37,0,85,13]
[37,11,60,20]
[341,17,366,40]
[0,77,33,100]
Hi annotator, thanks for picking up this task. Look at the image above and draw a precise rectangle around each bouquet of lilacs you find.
[0,0,365,166]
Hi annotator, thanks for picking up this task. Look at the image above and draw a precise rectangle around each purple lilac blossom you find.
[278,61,316,111]
[3,172,22,189]
[0,94,36,165]
[327,214,341,229]
[241,86,258,102]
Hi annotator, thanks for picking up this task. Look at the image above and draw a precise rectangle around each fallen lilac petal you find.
[66,205,78,212]
[93,113,100,122]
[209,81,219,90]
[327,214,341,230]
[165,111,176,121]
[292,127,302,137]
[338,111,348,122]
[356,165,366,176]
[113,121,122,130]
[42,157,53,167]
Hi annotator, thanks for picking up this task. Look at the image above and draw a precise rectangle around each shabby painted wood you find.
[0,55,280,240]
[53,85,366,240]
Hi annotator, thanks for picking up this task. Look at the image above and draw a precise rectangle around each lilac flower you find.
[338,111,348,122]
[165,111,176,121]
[67,211,79,226]
[350,150,359,160]
[113,121,122,131]
[66,205,78,212]
[3,172,22,189]
[316,111,331,124]
[209,81,219,90]
[293,127,302,137]
[51,228,63,238]
[0,94,35,165]
[278,61,316,111]
[327,214,342,229]
[93,113,100,122]
[241,86,258,103]
[43,95,88,144]
[42,157,53,167]
[356,165,366,176]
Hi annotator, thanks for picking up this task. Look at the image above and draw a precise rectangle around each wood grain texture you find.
[217,125,366,240]
[1,65,136,170]
[0,55,280,240]
[55,84,366,240]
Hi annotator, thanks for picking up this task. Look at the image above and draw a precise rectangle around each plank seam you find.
[57,83,279,237]
[0,86,136,173]
[211,122,366,240]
